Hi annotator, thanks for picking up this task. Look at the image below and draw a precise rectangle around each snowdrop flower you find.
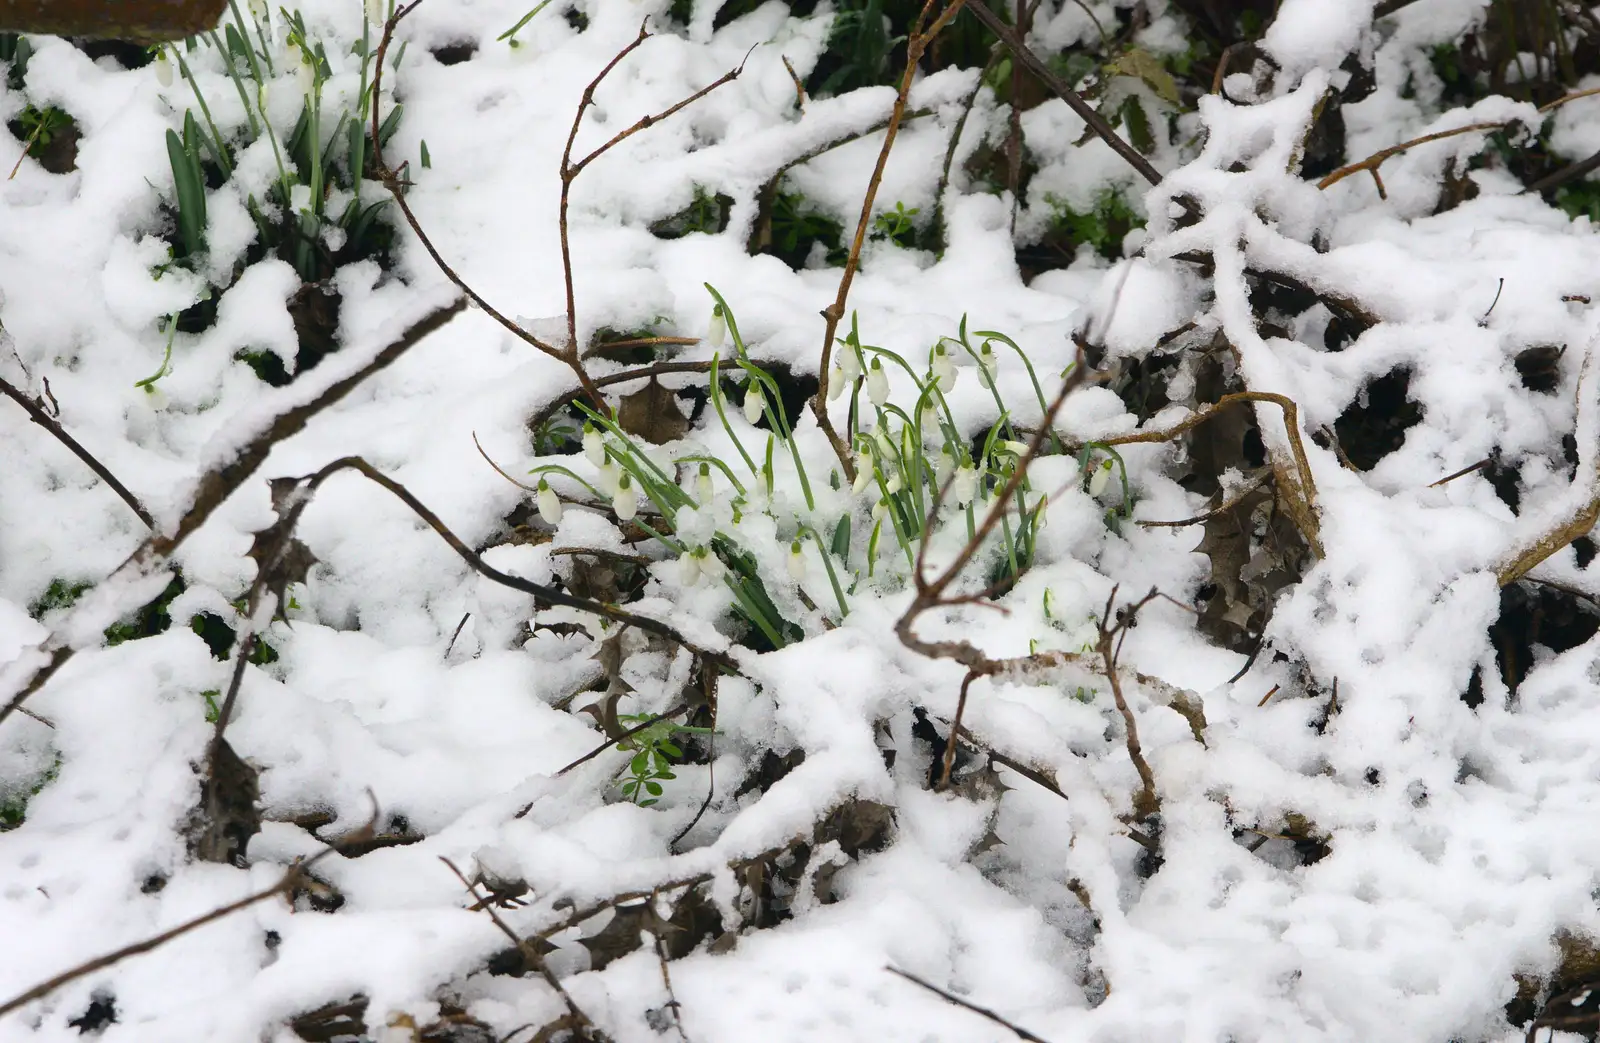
[678,549,701,586]
[931,343,955,391]
[866,358,889,406]
[154,47,173,87]
[827,366,847,400]
[885,473,903,495]
[289,41,314,95]
[613,472,638,521]
[1033,495,1049,528]
[582,422,605,467]
[742,383,764,425]
[695,462,714,504]
[1087,458,1114,497]
[950,464,979,507]
[365,0,386,24]
[851,449,875,495]
[598,459,621,497]
[872,498,889,522]
[934,445,955,486]
[838,346,861,383]
[249,0,268,23]
[1042,587,1057,620]
[1001,439,1032,458]
[706,305,727,349]
[977,341,998,389]
[697,546,725,582]
[787,541,806,581]
[920,404,939,434]
[536,479,562,525]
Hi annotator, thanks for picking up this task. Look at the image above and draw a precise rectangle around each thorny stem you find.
[814,0,969,481]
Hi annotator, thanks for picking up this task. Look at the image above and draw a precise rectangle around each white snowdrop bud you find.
[695,462,714,504]
[920,404,939,435]
[1033,495,1049,528]
[598,459,621,497]
[851,450,874,495]
[742,383,764,425]
[872,498,888,522]
[537,479,562,525]
[885,474,903,495]
[1002,439,1031,457]
[678,550,700,586]
[583,422,605,467]
[706,306,727,349]
[1042,587,1057,619]
[1088,458,1113,498]
[931,343,955,391]
[154,48,173,87]
[977,341,998,388]
[613,472,638,521]
[934,445,955,486]
[787,540,806,581]
[827,366,846,401]
[951,465,978,508]
[365,0,386,25]
[290,42,314,95]
[866,358,889,406]
[249,0,268,23]
[839,347,861,383]
[697,546,724,582]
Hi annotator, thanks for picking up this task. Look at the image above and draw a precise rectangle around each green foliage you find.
[651,185,732,240]
[1044,189,1142,259]
[15,105,71,156]
[1556,181,1600,222]
[615,713,712,806]
[813,0,903,97]
[768,189,845,268]
[871,201,919,248]
[0,752,60,832]
[30,578,91,619]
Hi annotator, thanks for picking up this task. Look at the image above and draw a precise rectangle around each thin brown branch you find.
[886,967,1056,1043]
[0,299,466,731]
[1098,587,1159,820]
[963,0,1162,188]
[936,670,979,789]
[555,702,690,777]
[1136,470,1273,528]
[0,374,155,529]
[814,0,968,481]
[1097,391,1322,556]
[1316,120,1507,193]
[0,816,374,1020]
[1429,457,1491,487]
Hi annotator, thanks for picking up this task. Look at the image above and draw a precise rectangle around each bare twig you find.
[814,0,969,480]
[0,813,375,1020]
[1429,458,1491,487]
[963,0,1162,188]
[0,374,155,529]
[1098,586,1160,820]
[1136,470,1273,528]
[555,702,690,777]
[0,298,466,731]
[886,967,1056,1043]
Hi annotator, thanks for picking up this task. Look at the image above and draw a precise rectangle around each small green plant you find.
[651,185,731,240]
[812,0,904,97]
[0,752,61,831]
[615,713,712,806]
[768,189,845,268]
[30,578,91,619]
[871,201,919,248]
[14,104,71,157]
[1044,189,1143,259]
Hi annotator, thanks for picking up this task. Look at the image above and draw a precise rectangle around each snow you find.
[4,0,1600,1041]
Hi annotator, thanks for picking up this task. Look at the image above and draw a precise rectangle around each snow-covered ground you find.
[4,0,1600,1040]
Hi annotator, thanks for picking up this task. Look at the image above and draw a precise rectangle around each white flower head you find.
[934,445,955,486]
[613,472,638,521]
[1087,457,1114,498]
[583,423,605,467]
[365,0,386,25]
[1033,495,1049,529]
[787,540,806,581]
[866,358,889,406]
[1001,439,1031,458]
[838,346,862,383]
[885,473,903,495]
[707,305,727,349]
[697,546,725,582]
[598,459,621,497]
[827,365,846,401]
[872,498,888,522]
[695,462,714,504]
[249,0,268,23]
[851,449,875,495]
[977,340,998,389]
[931,343,955,391]
[742,383,764,425]
[678,550,701,586]
[537,479,562,525]
[920,404,939,435]
[154,47,173,87]
[951,465,979,508]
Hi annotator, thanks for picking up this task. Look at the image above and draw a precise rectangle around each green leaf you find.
[630,751,650,774]
[420,139,430,169]
[1120,95,1153,154]
[166,126,206,259]
[831,513,851,562]
[1104,46,1180,106]
[644,781,663,796]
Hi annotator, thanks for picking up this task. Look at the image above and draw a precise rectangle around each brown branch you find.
[814,0,969,481]
[963,0,1163,188]
[0,374,155,529]
[555,702,690,777]
[1136,469,1273,528]
[886,967,1056,1043]
[0,299,466,731]
[0,814,374,1020]
[1099,586,1160,821]
[527,360,715,434]
[1097,391,1322,556]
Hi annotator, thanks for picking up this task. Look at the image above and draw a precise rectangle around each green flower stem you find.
[172,47,234,177]
[674,454,748,499]
[227,0,270,81]
[707,354,760,480]
[207,29,261,139]
[975,328,1061,453]
[799,523,850,618]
